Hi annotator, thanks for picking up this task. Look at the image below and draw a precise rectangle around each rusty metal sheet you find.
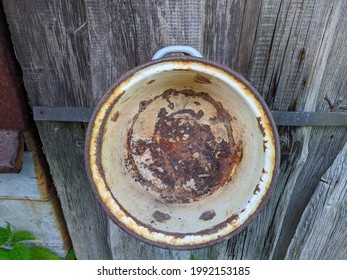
[0,6,28,130]
[125,88,243,204]
[0,130,24,173]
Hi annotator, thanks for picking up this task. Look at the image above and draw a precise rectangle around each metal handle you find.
[152,46,203,60]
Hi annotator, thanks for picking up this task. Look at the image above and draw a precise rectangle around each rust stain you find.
[153,210,171,223]
[199,210,216,221]
[263,139,268,152]
[125,89,243,204]
[172,68,191,71]
[146,210,241,238]
[96,94,123,180]
[111,111,120,122]
[139,100,150,110]
[298,48,306,61]
[301,79,307,88]
[256,117,266,137]
[194,74,211,84]
[253,184,260,195]
[324,96,335,111]
[229,214,239,224]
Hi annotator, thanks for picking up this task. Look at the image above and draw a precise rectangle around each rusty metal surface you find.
[0,130,24,173]
[125,89,243,204]
[0,5,27,130]
[85,56,280,249]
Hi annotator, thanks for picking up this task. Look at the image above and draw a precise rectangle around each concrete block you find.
[0,151,71,257]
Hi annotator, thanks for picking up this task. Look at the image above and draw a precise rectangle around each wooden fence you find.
[2,0,346,259]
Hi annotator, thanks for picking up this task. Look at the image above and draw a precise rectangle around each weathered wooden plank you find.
[285,141,347,259]
[203,0,245,67]
[268,0,347,259]
[3,0,347,260]
[86,0,209,260]
[2,0,111,259]
[86,0,204,103]
[34,122,111,259]
[200,0,347,260]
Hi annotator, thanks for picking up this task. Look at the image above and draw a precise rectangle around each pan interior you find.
[93,61,276,240]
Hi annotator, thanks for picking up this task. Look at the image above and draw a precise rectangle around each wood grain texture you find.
[86,0,204,104]
[2,0,347,259]
[285,141,347,259]
[86,0,209,259]
[201,0,347,260]
[2,0,111,259]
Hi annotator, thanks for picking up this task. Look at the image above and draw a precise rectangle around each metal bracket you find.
[33,107,93,123]
[270,111,347,126]
[33,106,347,127]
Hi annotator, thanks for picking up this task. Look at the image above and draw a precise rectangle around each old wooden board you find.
[285,141,347,259]
[85,0,209,259]
[85,0,347,260]
[3,0,347,259]
[201,0,347,260]
[2,0,111,259]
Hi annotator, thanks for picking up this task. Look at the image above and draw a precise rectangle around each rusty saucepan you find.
[85,46,280,249]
